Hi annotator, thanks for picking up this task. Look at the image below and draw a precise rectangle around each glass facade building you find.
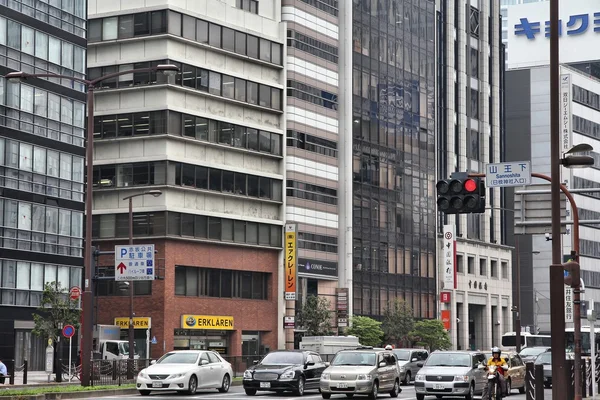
[351,0,437,319]
[0,1,86,370]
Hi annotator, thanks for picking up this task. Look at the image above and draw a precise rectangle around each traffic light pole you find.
[468,171,582,400]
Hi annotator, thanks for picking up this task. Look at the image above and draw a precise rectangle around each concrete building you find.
[0,0,86,369]
[87,0,286,358]
[437,0,513,351]
[505,0,600,336]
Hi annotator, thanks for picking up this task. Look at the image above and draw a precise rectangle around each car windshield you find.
[520,347,548,357]
[157,352,199,364]
[260,352,304,365]
[535,353,551,365]
[393,350,410,361]
[331,352,376,366]
[119,342,137,356]
[425,353,471,367]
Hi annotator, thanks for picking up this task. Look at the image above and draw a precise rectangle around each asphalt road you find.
[94,384,554,399]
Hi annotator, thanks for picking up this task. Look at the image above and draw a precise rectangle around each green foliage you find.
[408,319,452,352]
[346,316,384,347]
[381,299,414,346]
[32,282,81,343]
[0,384,136,397]
[297,295,333,336]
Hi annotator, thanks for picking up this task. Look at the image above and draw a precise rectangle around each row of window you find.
[4,0,87,37]
[93,161,283,202]
[580,208,600,229]
[0,78,86,146]
[286,180,337,205]
[0,17,86,74]
[287,80,337,110]
[0,258,82,306]
[1,166,83,201]
[287,30,338,63]
[89,10,283,66]
[175,266,269,300]
[573,177,600,199]
[89,60,283,111]
[286,130,338,158]
[92,212,282,248]
[299,0,338,16]
[297,231,338,253]
[93,110,282,157]
[96,267,151,296]
[573,85,600,112]
[573,115,600,141]
[237,0,258,14]
[580,239,600,258]
[0,198,83,257]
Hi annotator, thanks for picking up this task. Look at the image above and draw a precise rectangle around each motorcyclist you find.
[483,347,509,398]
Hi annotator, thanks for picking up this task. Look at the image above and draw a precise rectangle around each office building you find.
[500,0,546,68]
[505,0,600,333]
[88,0,286,357]
[0,1,86,369]
[437,0,513,350]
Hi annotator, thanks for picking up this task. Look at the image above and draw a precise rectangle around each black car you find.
[243,350,328,396]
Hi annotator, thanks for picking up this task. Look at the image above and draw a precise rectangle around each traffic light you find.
[436,175,486,214]
[564,260,581,288]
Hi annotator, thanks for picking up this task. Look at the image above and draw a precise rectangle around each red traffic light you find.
[464,179,477,192]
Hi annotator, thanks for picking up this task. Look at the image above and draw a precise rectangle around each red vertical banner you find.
[441,310,451,330]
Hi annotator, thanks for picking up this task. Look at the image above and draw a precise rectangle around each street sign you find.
[486,161,531,188]
[62,325,75,338]
[114,245,155,281]
[514,184,568,235]
[565,286,574,323]
[442,225,456,290]
[69,286,81,301]
[284,316,295,329]
[151,336,157,345]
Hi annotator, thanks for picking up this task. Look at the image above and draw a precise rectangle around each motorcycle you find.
[485,364,508,400]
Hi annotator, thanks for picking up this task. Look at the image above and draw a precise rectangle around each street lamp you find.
[5,64,178,387]
[122,190,162,369]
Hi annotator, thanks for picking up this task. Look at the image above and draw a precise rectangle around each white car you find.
[136,350,233,396]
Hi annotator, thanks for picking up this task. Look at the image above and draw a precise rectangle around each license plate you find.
[152,382,163,388]
[434,384,445,390]
[337,383,349,389]
[260,382,271,388]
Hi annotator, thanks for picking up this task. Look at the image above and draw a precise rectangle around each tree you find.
[297,295,333,336]
[408,319,452,352]
[346,316,384,347]
[32,282,81,343]
[381,299,414,347]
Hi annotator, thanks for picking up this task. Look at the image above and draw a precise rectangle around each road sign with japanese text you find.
[115,245,155,281]
[486,161,531,188]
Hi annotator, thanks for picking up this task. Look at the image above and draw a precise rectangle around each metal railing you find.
[87,359,153,386]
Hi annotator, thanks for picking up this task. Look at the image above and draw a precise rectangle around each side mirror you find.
[411,358,418,362]
[201,359,209,365]
[150,360,157,365]
[379,361,387,367]
[416,362,424,368]
[253,360,259,365]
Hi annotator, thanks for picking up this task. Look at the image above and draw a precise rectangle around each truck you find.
[299,335,362,357]
[93,324,139,360]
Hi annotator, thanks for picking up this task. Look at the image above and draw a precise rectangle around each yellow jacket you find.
[487,357,507,376]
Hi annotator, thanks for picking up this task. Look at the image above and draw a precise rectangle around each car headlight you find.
[415,374,425,381]
[454,375,469,382]
[280,370,295,379]
[169,373,186,379]
[321,373,331,380]
[243,370,253,379]
[356,374,372,381]
[399,366,405,372]
[138,371,149,379]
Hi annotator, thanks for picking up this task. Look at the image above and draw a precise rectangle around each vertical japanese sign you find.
[285,224,297,300]
[565,285,574,323]
[443,225,456,290]
[560,74,572,153]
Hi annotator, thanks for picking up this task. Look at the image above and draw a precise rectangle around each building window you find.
[470,48,479,78]
[237,0,259,14]
[286,180,337,205]
[573,85,600,111]
[456,254,464,273]
[174,266,269,300]
[479,258,487,277]
[500,261,508,280]
[287,80,338,110]
[467,256,475,275]
[469,7,480,37]
[492,260,500,279]
[287,130,337,157]
[287,30,338,63]
[470,89,479,120]
[88,10,283,66]
[297,232,338,253]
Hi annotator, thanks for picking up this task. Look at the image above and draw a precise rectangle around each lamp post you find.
[5,64,178,387]
[122,190,162,368]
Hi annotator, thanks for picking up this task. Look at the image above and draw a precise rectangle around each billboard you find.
[297,258,338,278]
[507,0,600,69]
[284,224,297,301]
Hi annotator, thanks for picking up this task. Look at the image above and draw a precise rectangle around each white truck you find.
[93,324,139,360]
[299,335,362,356]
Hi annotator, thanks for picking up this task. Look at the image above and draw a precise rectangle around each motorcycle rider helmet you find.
[491,346,501,357]
[385,345,393,350]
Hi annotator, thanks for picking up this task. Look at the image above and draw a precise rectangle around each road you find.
[95,384,554,399]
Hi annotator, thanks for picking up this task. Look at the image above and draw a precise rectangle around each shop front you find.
[114,317,152,359]
[174,315,235,355]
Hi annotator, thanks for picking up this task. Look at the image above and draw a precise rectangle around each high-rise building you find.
[0,1,87,368]
[437,0,513,350]
[350,1,437,321]
[88,0,286,357]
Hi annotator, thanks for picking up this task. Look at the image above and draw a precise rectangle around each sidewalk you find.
[1,371,81,389]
